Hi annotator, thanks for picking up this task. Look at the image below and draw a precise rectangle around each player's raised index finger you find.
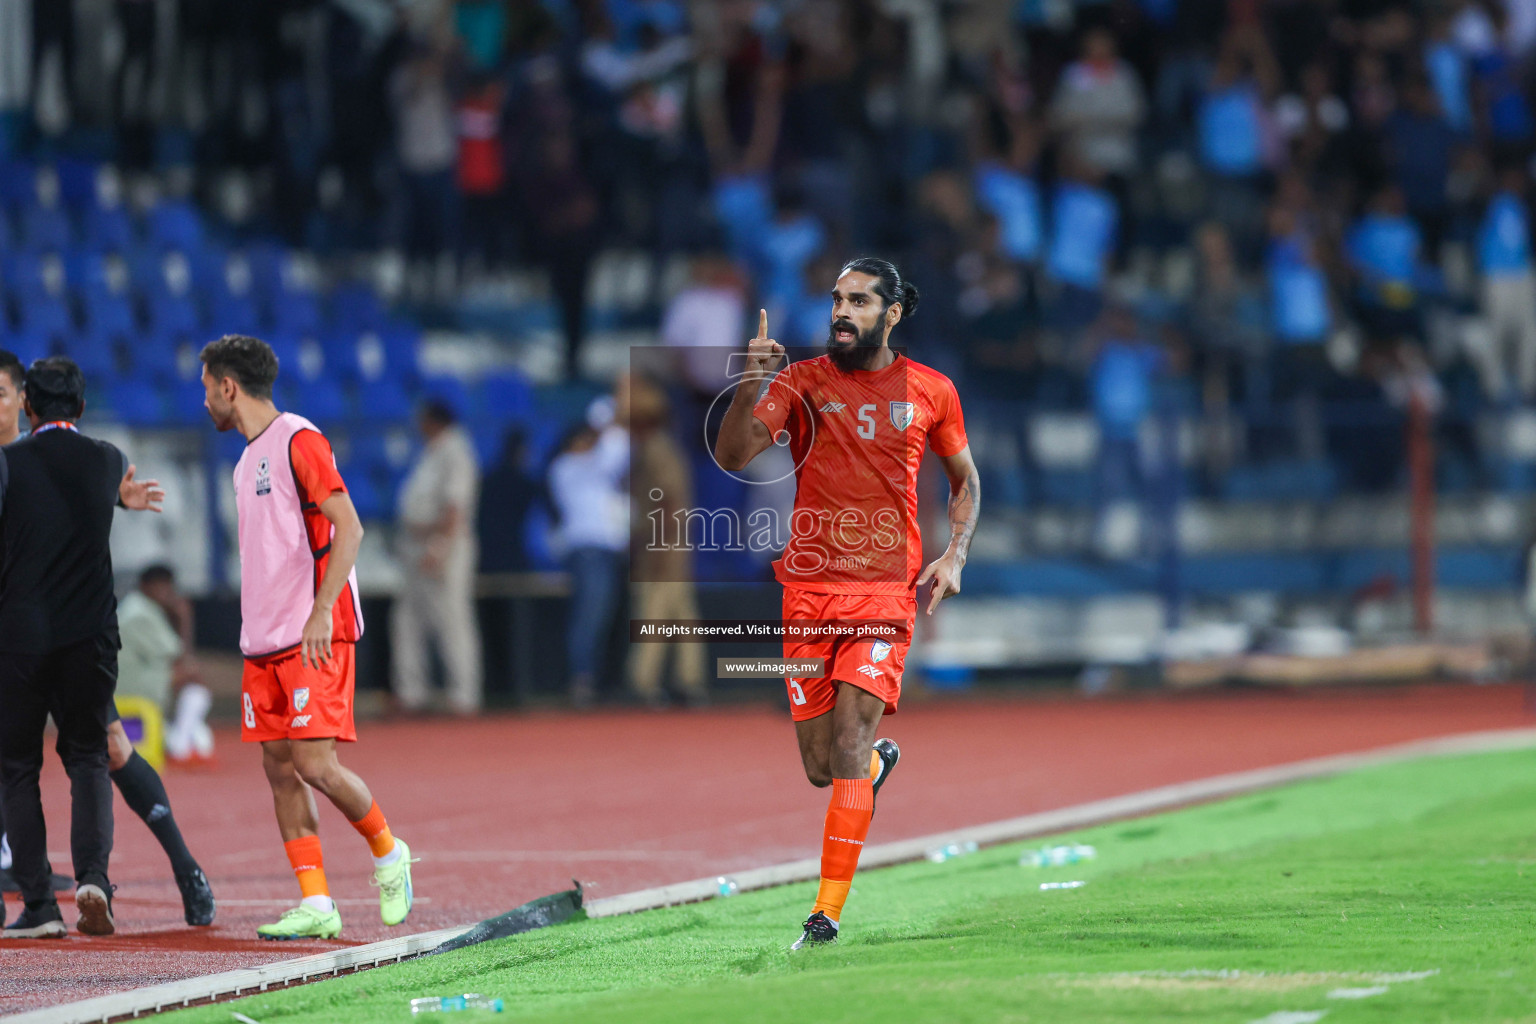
[757,308,768,340]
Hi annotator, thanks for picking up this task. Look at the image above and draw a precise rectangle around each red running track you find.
[0,682,1530,1015]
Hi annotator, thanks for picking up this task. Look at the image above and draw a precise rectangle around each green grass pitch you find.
[168,747,1536,1023]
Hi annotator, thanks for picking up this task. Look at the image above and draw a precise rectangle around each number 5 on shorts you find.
[788,679,807,705]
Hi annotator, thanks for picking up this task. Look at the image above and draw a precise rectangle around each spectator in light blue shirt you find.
[1474,167,1536,399]
[1198,74,1266,178]
[1264,204,1339,413]
[758,185,826,313]
[1088,305,1166,552]
[1046,167,1118,335]
[1265,211,1332,347]
[975,161,1043,265]
[1425,15,1472,133]
[1197,32,1281,256]
[1346,186,1424,345]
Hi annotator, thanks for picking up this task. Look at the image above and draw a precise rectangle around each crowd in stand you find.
[4,0,1536,498]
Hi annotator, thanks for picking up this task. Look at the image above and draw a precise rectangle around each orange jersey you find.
[753,352,968,595]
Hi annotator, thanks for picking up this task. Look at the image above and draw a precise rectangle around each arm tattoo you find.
[948,468,980,563]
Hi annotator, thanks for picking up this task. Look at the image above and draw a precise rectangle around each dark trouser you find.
[0,632,118,906]
[565,547,623,679]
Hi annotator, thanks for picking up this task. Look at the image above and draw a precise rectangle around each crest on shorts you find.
[293,687,310,712]
[889,401,914,430]
[870,639,892,663]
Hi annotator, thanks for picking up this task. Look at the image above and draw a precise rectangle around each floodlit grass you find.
[169,748,1536,1023]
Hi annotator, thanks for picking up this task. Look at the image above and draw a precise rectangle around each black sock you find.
[110,751,198,876]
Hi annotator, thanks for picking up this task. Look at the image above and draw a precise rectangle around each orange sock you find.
[811,777,874,924]
[349,801,396,859]
[284,835,329,900]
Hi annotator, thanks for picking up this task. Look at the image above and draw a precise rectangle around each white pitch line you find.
[425,850,701,862]
[209,898,435,907]
[0,926,469,1024]
[5,728,1527,1023]
[584,726,1536,917]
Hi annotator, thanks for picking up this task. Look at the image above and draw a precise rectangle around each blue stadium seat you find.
[81,291,136,340]
[420,375,472,420]
[147,199,204,254]
[0,327,47,366]
[265,331,304,376]
[190,245,232,299]
[291,377,349,427]
[55,159,98,209]
[355,376,413,422]
[131,330,186,380]
[244,243,293,299]
[480,370,534,423]
[340,466,386,520]
[167,376,210,424]
[21,204,73,251]
[125,244,165,296]
[146,291,199,340]
[380,320,421,368]
[63,331,117,378]
[209,292,260,336]
[0,161,34,211]
[107,378,166,426]
[0,251,44,295]
[326,326,417,384]
[18,297,73,339]
[66,249,109,294]
[83,205,135,252]
[328,282,384,332]
[270,290,321,336]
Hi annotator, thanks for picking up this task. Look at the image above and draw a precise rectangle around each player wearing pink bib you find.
[200,335,414,940]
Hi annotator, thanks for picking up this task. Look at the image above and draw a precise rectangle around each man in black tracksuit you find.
[0,358,163,937]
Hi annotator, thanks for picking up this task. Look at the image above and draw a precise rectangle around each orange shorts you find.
[781,588,916,722]
[241,642,358,743]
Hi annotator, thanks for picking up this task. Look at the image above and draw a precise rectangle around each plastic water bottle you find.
[1023,844,1096,868]
[410,994,505,1014]
[715,876,739,897]
[927,840,981,863]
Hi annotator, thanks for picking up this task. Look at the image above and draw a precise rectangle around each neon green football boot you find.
[372,838,415,926]
[257,902,342,940]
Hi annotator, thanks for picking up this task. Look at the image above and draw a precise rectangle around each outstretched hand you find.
[120,465,165,513]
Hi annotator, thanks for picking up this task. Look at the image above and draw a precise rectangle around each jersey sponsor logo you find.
[889,401,914,430]
[293,687,310,712]
[819,401,847,413]
[870,639,892,663]
[856,664,882,679]
[243,693,255,729]
[291,715,312,728]
[255,456,272,496]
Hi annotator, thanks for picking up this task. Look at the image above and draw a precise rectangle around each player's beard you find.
[826,318,885,372]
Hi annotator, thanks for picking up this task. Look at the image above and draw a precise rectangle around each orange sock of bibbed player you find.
[284,835,330,900]
[811,778,874,923]
[349,801,396,859]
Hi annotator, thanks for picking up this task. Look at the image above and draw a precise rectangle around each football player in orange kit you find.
[715,257,981,948]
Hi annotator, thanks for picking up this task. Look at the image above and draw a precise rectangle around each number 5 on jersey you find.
[857,403,877,440]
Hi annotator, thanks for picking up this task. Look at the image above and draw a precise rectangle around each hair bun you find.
[898,281,920,318]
